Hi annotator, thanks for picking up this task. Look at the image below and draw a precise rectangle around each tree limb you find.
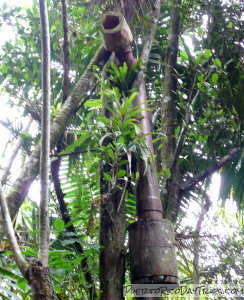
[0,184,29,276]
[0,46,111,237]
[181,147,242,194]
[51,159,97,299]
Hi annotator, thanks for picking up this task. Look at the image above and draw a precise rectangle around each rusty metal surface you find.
[128,219,179,284]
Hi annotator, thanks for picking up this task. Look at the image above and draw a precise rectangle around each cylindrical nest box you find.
[128,219,179,285]
[101,12,133,52]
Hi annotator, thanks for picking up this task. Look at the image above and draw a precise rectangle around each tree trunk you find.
[99,188,126,300]
[27,259,54,300]
[98,108,126,299]
[161,0,181,221]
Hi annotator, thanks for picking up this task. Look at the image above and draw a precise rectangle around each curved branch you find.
[181,147,242,194]
[0,184,29,276]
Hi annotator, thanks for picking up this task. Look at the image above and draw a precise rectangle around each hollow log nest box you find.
[101,12,133,52]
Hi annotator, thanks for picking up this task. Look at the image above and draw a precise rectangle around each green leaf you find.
[228,21,233,28]
[121,92,137,115]
[60,131,90,154]
[104,173,112,181]
[17,278,28,291]
[197,82,202,89]
[211,73,218,84]
[52,42,58,51]
[117,169,126,177]
[107,147,115,159]
[51,25,56,33]
[85,99,102,109]
[54,218,65,231]
[214,58,222,67]
[0,267,21,281]
[117,136,125,145]
[197,75,204,82]
[204,49,211,59]
[1,64,8,74]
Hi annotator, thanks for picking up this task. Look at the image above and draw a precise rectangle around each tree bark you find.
[27,259,54,300]
[161,0,181,221]
[38,0,51,267]
[99,188,126,300]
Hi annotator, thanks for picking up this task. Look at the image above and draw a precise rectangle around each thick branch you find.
[181,147,242,194]
[38,0,51,266]
[0,46,111,237]
[0,184,29,276]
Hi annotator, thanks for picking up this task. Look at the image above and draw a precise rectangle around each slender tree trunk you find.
[161,0,181,221]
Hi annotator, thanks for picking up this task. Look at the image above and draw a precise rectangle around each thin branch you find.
[38,0,51,266]
[171,70,211,171]
[51,159,97,298]
[0,184,29,276]
[0,118,33,185]
[140,0,162,69]
[193,192,211,285]
[181,147,242,194]
[180,34,194,65]
[61,0,70,102]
